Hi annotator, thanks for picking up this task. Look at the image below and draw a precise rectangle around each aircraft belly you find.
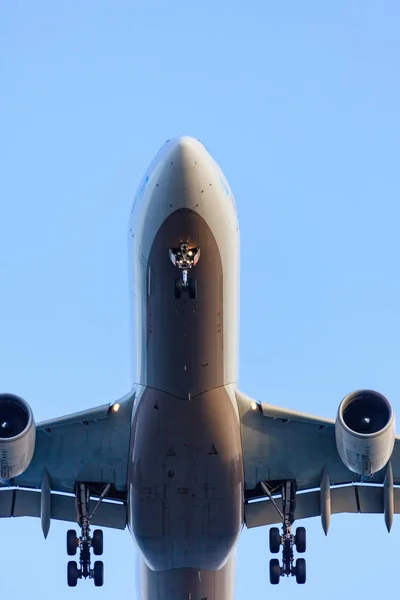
[130,386,243,571]
[128,138,241,597]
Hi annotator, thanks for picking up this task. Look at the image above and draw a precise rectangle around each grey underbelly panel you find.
[129,387,243,571]
[138,554,236,600]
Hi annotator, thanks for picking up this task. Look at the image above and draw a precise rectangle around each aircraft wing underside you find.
[236,389,400,530]
[0,392,135,533]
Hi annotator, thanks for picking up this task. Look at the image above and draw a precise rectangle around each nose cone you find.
[140,136,212,214]
[160,136,209,170]
[174,136,206,152]
[130,134,237,244]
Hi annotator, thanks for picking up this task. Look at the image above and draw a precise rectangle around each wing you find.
[236,389,400,531]
[0,391,135,535]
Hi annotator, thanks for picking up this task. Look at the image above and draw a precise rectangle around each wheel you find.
[269,559,280,585]
[188,277,197,300]
[92,529,103,556]
[295,526,306,553]
[174,278,182,299]
[67,561,79,587]
[269,527,281,554]
[67,529,79,556]
[295,558,306,584]
[93,560,104,587]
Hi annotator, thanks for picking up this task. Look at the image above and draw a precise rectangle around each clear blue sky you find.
[1,1,400,597]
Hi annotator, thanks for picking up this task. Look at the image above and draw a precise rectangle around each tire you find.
[67,561,79,587]
[93,560,104,587]
[67,529,79,556]
[92,529,103,556]
[269,527,281,554]
[295,526,306,553]
[174,278,182,299]
[188,278,197,300]
[295,558,306,584]
[269,559,281,585]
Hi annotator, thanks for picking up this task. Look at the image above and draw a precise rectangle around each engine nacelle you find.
[335,390,395,477]
[0,394,35,480]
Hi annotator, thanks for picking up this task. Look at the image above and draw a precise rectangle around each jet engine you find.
[335,390,395,477]
[0,393,35,480]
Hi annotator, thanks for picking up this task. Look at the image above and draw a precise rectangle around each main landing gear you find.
[169,242,200,300]
[264,480,307,585]
[66,483,110,587]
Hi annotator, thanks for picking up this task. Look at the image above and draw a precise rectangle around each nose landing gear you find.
[263,480,307,585]
[169,242,200,300]
[66,483,110,587]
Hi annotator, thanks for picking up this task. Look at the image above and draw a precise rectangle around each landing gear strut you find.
[169,242,200,299]
[264,480,307,585]
[66,483,110,587]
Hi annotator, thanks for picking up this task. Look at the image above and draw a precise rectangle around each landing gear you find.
[93,561,104,587]
[67,560,79,587]
[295,526,306,553]
[174,278,182,299]
[92,529,104,556]
[295,558,306,584]
[66,483,110,587]
[169,242,200,300]
[67,529,79,556]
[269,527,281,554]
[188,277,197,300]
[269,558,281,585]
[265,480,307,585]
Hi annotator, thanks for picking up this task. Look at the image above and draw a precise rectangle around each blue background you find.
[1,1,400,597]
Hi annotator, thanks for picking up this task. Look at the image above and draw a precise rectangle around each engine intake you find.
[342,391,391,435]
[335,390,395,477]
[0,394,35,480]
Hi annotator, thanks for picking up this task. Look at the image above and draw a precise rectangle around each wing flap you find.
[0,489,127,529]
[245,484,392,528]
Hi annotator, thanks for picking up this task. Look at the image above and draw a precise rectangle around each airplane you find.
[1,135,400,598]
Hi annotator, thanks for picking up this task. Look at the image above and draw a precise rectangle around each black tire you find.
[269,527,281,554]
[93,561,104,587]
[269,559,281,585]
[67,561,79,587]
[67,529,79,556]
[174,278,182,299]
[295,558,306,584]
[188,278,197,300]
[92,529,103,556]
[295,526,306,553]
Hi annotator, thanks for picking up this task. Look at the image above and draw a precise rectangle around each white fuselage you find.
[127,137,243,600]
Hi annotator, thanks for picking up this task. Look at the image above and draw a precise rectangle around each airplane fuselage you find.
[127,138,244,598]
